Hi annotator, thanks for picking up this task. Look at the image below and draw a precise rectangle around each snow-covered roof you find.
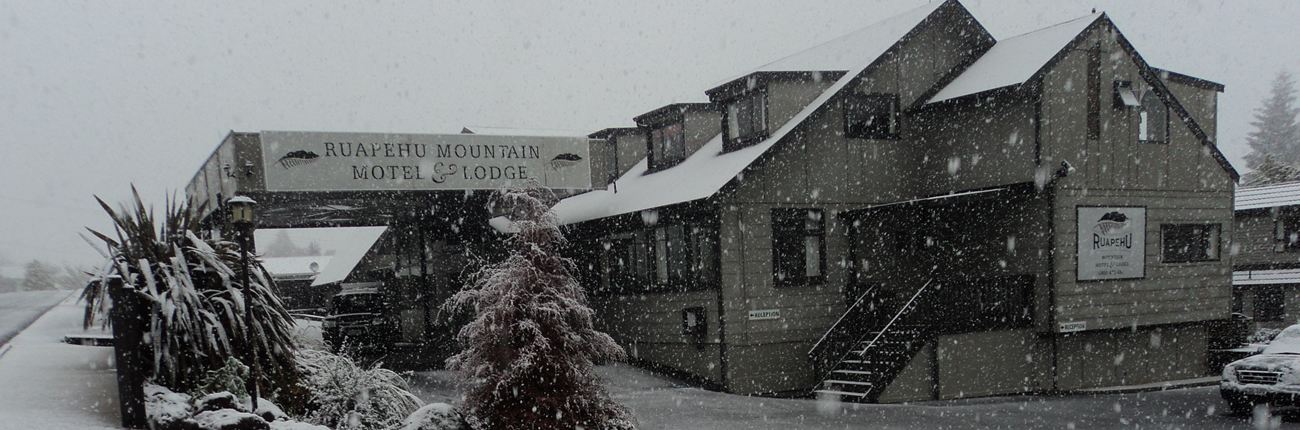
[1234,268,1300,286]
[928,13,1100,104]
[548,3,947,226]
[1236,182,1300,211]
[310,226,387,286]
[460,126,591,137]
[710,1,944,87]
[260,256,332,279]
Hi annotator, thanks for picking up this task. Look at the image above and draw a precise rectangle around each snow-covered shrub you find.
[445,184,634,430]
[81,188,299,399]
[401,403,465,430]
[193,357,251,400]
[296,348,423,430]
[1250,327,1284,344]
[145,383,194,429]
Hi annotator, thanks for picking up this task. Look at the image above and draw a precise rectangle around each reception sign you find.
[1077,206,1145,281]
[259,131,591,192]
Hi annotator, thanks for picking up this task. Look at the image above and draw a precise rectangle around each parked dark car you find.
[321,284,397,352]
[1220,324,1300,414]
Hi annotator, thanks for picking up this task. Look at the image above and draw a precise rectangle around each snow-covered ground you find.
[403,365,1299,429]
[0,291,119,430]
[0,289,75,348]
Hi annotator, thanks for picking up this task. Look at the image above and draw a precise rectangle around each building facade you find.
[1233,182,1300,330]
[552,0,1234,401]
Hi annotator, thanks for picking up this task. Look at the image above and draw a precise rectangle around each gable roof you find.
[708,1,949,94]
[928,13,1101,104]
[1236,182,1300,211]
[925,13,1238,182]
[549,2,953,226]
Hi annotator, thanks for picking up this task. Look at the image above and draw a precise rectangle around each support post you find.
[108,275,147,429]
[240,231,262,413]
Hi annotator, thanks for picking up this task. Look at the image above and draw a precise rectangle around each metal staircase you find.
[809,277,935,402]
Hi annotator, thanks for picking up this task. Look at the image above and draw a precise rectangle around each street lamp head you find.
[227,195,258,227]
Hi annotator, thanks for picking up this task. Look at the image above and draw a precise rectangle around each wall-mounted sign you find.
[1059,321,1086,333]
[259,131,591,192]
[1077,206,1146,281]
[748,309,781,320]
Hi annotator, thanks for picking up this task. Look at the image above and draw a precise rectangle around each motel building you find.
[184,0,1235,403]
[548,0,1234,402]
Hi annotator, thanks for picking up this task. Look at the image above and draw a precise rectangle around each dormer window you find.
[1139,90,1168,143]
[649,121,685,171]
[605,138,619,183]
[726,90,767,150]
[844,93,900,140]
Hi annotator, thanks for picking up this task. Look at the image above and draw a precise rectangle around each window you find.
[1138,90,1168,143]
[773,209,825,285]
[605,138,618,183]
[1256,286,1284,322]
[1161,223,1220,263]
[599,221,718,294]
[1278,213,1300,252]
[1087,44,1101,140]
[650,122,685,171]
[844,93,900,139]
[726,91,767,149]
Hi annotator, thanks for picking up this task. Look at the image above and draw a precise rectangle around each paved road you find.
[0,290,75,349]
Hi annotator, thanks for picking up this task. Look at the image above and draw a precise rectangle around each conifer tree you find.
[1244,154,1300,186]
[446,184,633,430]
[1244,71,1300,170]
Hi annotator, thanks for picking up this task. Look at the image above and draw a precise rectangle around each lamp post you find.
[228,195,261,412]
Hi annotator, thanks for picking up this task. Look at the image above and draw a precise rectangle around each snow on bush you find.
[401,403,465,430]
[296,348,424,430]
[192,409,270,430]
[445,184,634,430]
[81,188,299,400]
[193,357,252,400]
[1250,327,1284,344]
[145,383,194,428]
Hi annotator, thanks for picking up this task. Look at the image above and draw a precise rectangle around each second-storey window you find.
[650,122,685,171]
[773,209,825,285]
[605,138,618,183]
[844,93,900,139]
[727,91,767,148]
[1139,90,1168,143]
[1162,223,1220,263]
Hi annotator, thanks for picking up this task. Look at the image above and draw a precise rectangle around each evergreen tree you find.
[1244,154,1300,186]
[1244,71,1300,170]
[22,259,57,291]
[445,184,633,430]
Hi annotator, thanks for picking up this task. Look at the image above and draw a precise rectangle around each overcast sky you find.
[1,0,1296,268]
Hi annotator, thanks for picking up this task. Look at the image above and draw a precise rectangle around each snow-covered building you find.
[1232,182,1300,329]
[555,0,1233,401]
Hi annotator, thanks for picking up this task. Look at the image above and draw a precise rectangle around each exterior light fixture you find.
[225,195,261,412]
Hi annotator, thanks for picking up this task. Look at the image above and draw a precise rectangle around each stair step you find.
[832,369,875,376]
[814,389,869,398]
[823,379,874,387]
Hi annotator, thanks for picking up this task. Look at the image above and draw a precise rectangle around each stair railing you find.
[809,274,937,388]
[808,284,878,374]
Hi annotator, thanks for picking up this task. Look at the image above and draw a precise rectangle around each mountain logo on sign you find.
[1092,211,1133,250]
[549,153,582,170]
[277,150,320,169]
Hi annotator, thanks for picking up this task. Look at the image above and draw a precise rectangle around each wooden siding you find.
[1039,23,1233,332]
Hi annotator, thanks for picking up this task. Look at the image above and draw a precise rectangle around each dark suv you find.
[321,284,396,352]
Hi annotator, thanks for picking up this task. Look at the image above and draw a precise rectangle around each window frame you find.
[1160,223,1221,263]
[1138,89,1169,144]
[843,93,901,140]
[772,208,827,286]
[724,89,768,151]
[597,219,719,295]
[1279,210,1300,252]
[647,121,686,172]
[1256,286,1285,322]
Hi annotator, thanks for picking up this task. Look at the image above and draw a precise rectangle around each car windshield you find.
[330,294,382,315]
[1263,325,1300,355]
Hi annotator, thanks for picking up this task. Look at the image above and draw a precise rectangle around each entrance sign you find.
[748,309,781,320]
[260,131,591,192]
[1076,206,1146,281]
